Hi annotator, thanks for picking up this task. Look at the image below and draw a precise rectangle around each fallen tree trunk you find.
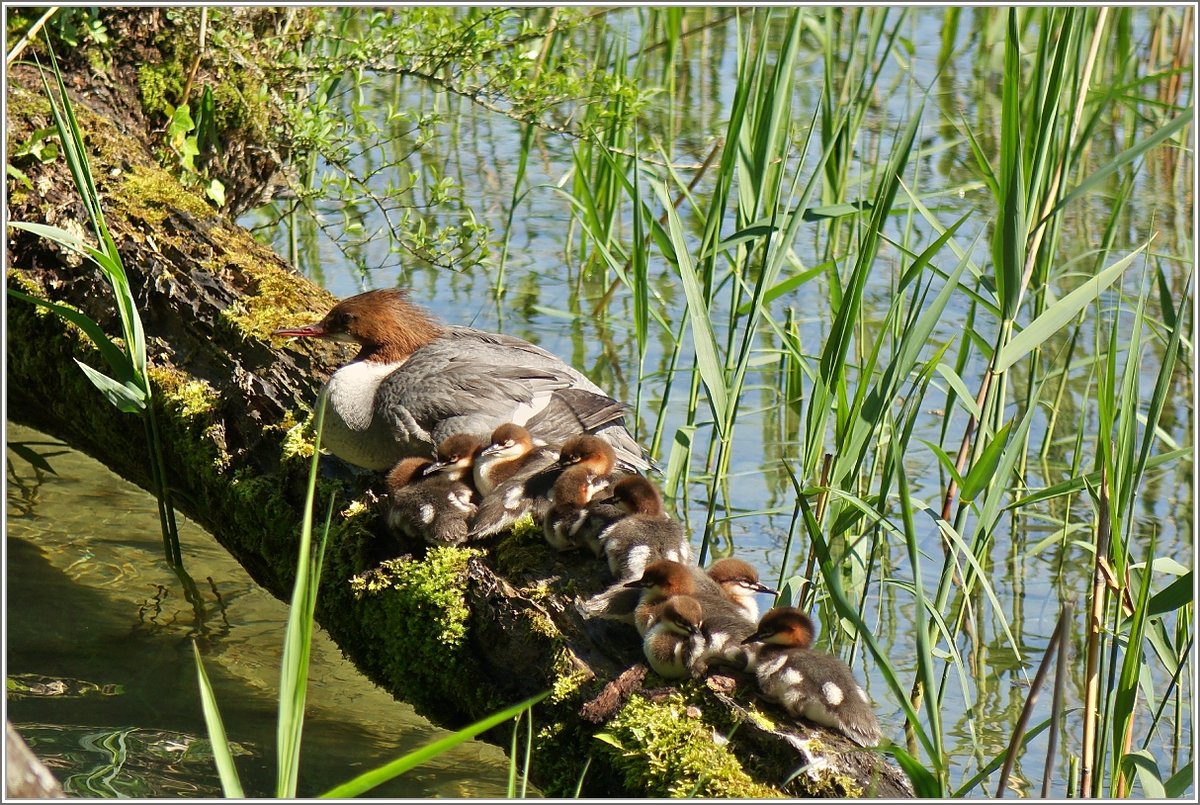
[5,63,913,798]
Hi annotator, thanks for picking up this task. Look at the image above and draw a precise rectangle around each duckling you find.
[473,422,558,495]
[471,432,623,538]
[468,425,560,538]
[741,607,881,747]
[385,436,481,545]
[542,465,621,552]
[707,557,778,621]
[621,561,756,670]
[641,595,707,679]
[597,477,691,581]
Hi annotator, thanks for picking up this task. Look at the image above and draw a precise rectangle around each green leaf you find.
[654,179,729,430]
[1038,109,1193,227]
[1146,571,1192,618]
[7,163,32,189]
[192,642,245,798]
[74,359,145,413]
[320,692,549,798]
[8,219,91,255]
[7,287,135,381]
[206,178,226,208]
[919,438,966,490]
[934,362,981,419]
[960,422,1012,502]
[1121,749,1165,798]
[995,240,1150,372]
[1164,762,1194,798]
[885,746,944,797]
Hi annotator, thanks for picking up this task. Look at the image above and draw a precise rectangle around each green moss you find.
[137,61,185,119]
[155,372,219,419]
[596,690,783,798]
[208,229,334,342]
[114,164,216,223]
[493,515,547,577]
[347,547,491,712]
[280,411,317,461]
[549,649,590,705]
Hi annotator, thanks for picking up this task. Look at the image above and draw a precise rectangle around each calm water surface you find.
[5,422,516,798]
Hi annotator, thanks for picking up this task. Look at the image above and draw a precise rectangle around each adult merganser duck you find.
[741,607,881,747]
[272,289,648,473]
[384,449,479,546]
[597,477,691,581]
[706,558,778,621]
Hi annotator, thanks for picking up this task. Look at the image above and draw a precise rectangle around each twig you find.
[995,602,1071,797]
[6,6,59,66]
[180,7,210,109]
[1080,463,1111,798]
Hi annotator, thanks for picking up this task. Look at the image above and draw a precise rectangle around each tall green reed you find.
[8,36,196,607]
[564,5,1190,797]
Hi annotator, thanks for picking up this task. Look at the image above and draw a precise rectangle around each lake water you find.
[6,422,516,798]
[7,6,1192,799]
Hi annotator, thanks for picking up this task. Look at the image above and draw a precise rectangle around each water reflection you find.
[6,422,517,798]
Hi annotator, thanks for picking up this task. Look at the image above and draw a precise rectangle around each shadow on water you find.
[5,422,519,798]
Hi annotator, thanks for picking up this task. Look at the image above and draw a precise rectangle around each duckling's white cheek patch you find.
[821,681,844,706]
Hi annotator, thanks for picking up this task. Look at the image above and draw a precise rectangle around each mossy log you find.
[5,64,914,798]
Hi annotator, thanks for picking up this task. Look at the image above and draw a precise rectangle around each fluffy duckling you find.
[468,424,561,538]
[641,595,707,679]
[707,557,778,621]
[542,465,622,552]
[598,477,691,581]
[741,607,881,747]
[385,435,482,544]
[473,422,558,495]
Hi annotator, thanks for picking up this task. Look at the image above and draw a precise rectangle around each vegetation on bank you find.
[6,5,1193,799]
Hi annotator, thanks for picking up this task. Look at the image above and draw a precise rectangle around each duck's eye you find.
[504,440,515,448]
[327,311,353,331]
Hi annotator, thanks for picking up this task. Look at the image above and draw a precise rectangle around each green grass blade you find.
[652,178,730,432]
[191,642,246,798]
[1037,109,1192,228]
[319,692,549,798]
[7,287,134,381]
[959,421,1012,502]
[994,240,1151,372]
[276,394,330,797]
[72,359,146,413]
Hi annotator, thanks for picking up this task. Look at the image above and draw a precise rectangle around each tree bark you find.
[5,61,913,798]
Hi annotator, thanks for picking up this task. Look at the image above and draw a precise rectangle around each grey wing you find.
[524,387,628,439]
[441,331,654,473]
[375,345,573,446]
